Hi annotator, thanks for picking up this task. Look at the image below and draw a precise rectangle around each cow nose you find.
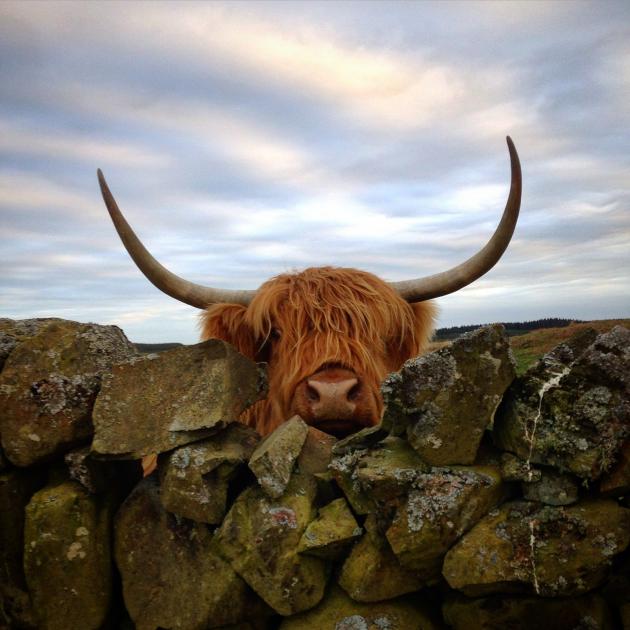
[306,377,359,419]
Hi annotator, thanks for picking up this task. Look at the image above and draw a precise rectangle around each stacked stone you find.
[1,317,628,629]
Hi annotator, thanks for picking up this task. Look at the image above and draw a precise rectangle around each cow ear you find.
[200,304,258,360]
[388,300,438,367]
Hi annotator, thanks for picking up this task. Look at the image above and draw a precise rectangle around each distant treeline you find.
[435,318,582,341]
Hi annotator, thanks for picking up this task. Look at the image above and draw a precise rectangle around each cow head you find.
[199,267,436,435]
[97,137,521,437]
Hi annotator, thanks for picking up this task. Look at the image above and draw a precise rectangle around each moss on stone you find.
[24,479,113,630]
[280,584,440,629]
[298,497,361,560]
[215,471,328,615]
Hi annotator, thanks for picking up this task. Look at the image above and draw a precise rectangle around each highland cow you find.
[98,137,521,437]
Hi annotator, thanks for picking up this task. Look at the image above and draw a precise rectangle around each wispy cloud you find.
[0,0,628,343]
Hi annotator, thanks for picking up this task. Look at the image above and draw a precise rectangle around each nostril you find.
[347,382,360,402]
[306,384,320,403]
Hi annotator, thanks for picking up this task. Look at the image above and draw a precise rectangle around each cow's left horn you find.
[389,136,521,303]
[97,170,256,308]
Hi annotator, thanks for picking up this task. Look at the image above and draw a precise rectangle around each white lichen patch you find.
[75,526,89,537]
[66,541,86,560]
[424,434,443,449]
[335,615,368,630]
[27,433,41,442]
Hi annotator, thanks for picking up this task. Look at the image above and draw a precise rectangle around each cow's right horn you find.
[389,136,522,303]
[97,170,255,308]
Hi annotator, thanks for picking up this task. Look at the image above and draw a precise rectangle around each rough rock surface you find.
[280,585,440,630]
[0,317,60,371]
[494,326,630,480]
[115,477,262,630]
[500,452,542,482]
[160,422,260,524]
[443,593,614,630]
[92,339,266,458]
[339,531,429,602]
[0,320,136,466]
[600,439,630,496]
[382,324,515,465]
[386,465,506,572]
[215,472,327,615]
[248,415,308,498]
[297,426,337,474]
[443,499,630,597]
[298,497,362,559]
[329,436,430,515]
[24,479,113,630]
[0,469,44,629]
[521,469,579,506]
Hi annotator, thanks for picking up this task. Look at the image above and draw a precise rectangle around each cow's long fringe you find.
[200,267,436,435]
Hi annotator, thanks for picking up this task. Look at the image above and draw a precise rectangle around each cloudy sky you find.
[1,1,628,344]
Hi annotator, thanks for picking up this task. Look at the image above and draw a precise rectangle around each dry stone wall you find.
[0,317,628,630]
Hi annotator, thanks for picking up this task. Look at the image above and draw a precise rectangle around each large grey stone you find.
[443,499,630,597]
[298,497,362,560]
[0,320,136,466]
[248,415,308,498]
[0,469,45,629]
[494,326,630,480]
[92,339,266,459]
[115,478,263,630]
[329,436,430,515]
[160,422,259,524]
[24,479,113,630]
[382,324,515,465]
[215,472,328,616]
[386,465,506,572]
[0,317,60,371]
[338,532,428,602]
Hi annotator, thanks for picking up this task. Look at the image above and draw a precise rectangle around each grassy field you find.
[428,319,629,375]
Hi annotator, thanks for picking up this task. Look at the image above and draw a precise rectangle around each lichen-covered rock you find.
[443,499,630,597]
[329,436,429,515]
[92,339,266,459]
[115,477,262,630]
[354,437,431,501]
[298,497,362,559]
[24,479,113,630]
[443,592,614,629]
[215,471,327,615]
[338,532,428,602]
[382,325,515,465]
[500,452,542,482]
[386,465,506,572]
[0,469,45,629]
[332,425,389,456]
[494,326,630,480]
[0,317,61,371]
[160,423,260,524]
[297,426,337,474]
[248,416,308,498]
[0,320,136,466]
[280,585,440,630]
[521,469,579,506]
[600,439,630,496]
[64,446,108,493]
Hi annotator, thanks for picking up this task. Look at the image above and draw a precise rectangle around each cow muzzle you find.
[291,366,377,437]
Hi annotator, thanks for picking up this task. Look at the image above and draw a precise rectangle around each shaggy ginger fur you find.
[201,266,436,435]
